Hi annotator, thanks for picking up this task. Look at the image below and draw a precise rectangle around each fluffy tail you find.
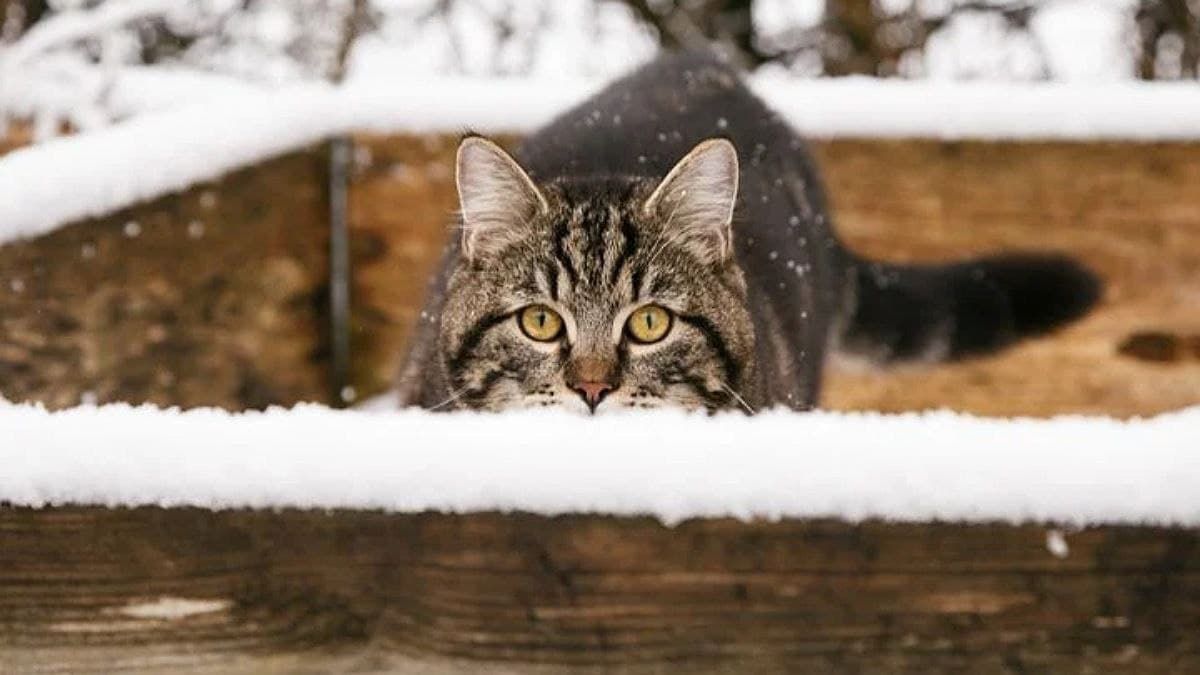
[836,253,1102,365]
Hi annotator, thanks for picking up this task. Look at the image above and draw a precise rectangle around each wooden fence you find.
[3,507,1199,673]
[3,133,1200,673]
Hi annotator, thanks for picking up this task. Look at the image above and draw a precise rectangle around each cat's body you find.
[399,50,1099,413]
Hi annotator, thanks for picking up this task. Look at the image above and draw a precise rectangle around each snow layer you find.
[753,77,1200,141]
[5,75,1200,246]
[0,0,179,67]
[3,401,1199,526]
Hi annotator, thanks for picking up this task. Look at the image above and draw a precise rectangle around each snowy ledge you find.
[4,401,1199,526]
[4,76,1200,245]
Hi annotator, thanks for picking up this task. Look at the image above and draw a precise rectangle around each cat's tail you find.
[834,253,1102,365]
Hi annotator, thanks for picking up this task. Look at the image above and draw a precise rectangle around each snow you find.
[101,66,265,117]
[0,60,263,137]
[0,77,591,243]
[0,0,180,67]
[1045,529,1071,558]
[1032,0,1136,82]
[353,0,656,80]
[0,0,258,136]
[3,400,1199,526]
[752,77,1200,140]
[5,74,1200,246]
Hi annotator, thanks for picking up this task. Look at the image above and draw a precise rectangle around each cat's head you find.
[437,135,756,414]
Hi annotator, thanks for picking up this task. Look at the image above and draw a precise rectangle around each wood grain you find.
[0,150,332,409]
[1,507,1197,673]
[814,140,1200,417]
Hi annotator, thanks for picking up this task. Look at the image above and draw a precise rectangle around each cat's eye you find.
[626,305,672,344]
[518,305,564,342]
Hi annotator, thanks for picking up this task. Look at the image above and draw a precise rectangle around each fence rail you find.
[2,506,1198,673]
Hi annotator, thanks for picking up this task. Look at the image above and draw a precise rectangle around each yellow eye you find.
[626,305,672,344]
[518,305,564,342]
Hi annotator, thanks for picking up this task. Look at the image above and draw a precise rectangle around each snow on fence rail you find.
[5,75,1200,244]
[3,401,1199,525]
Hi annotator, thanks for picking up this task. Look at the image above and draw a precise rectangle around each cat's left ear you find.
[643,138,739,263]
[456,136,548,261]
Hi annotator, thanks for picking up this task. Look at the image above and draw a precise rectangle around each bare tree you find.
[620,0,759,67]
[1,0,48,43]
[6,0,1200,80]
[616,0,1050,77]
[1136,0,1200,79]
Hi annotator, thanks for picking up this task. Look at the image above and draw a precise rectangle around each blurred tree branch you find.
[615,0,1052,76]
[620,0,758,66]
[4,0,1199,80]
[1137,0,1200,78]
[1,0,47,44]
[331,0,370,82]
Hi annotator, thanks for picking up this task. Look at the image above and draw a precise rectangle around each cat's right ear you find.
[642,138,739,264]
[455,136,548,261]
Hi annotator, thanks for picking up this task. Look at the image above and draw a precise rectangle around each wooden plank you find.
[1,507,1198,672]
[0,150,333,410]
[345,133,478,404]
[350,135,1200,417]
[0,122,32,154]
[815,140,1200,417]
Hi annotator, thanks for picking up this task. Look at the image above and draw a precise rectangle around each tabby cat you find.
[397,50,1099,414]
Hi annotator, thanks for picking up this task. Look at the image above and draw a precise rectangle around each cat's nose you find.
[571,381,613,411]
[566,356,617,411]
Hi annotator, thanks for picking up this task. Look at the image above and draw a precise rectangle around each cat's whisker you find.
[428,384,473,411]
[720,381,756,415]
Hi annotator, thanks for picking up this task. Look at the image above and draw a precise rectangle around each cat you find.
[397,49,1100,414]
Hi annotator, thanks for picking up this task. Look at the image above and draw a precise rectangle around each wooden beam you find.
[1,506,1198,672]
[0,150,332,410]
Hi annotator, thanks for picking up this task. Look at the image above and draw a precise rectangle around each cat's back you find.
[517,50,789,181]
[515,50,839,292]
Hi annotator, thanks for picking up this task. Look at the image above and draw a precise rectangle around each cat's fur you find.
[398,49,1100,413]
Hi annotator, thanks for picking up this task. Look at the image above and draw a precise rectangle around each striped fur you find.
[398,50,1099,413]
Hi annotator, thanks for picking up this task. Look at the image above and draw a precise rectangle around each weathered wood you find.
[0,122,32,154]
[0,150,332,409]
[815,139,1200,417]
[1,506,1197,673]
[345,133,482,403]
[350,135,1200,417]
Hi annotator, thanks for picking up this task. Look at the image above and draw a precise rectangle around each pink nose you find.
[572,381,613,410]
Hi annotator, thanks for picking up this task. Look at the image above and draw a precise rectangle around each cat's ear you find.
[456,136,548,260]
[642,138,739,263]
